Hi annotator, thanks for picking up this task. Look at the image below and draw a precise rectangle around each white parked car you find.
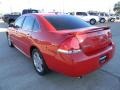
[97,12,109,23]
[108,14,116,22]
[69,12,99,25]
[0,14,3,19]
[115,14,120,20]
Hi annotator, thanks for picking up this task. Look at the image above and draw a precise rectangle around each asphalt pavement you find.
[0,21,120,90]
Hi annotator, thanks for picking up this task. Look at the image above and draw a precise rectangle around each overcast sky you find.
[0,0,119,14]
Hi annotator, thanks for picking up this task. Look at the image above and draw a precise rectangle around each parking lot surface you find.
[0,21,120,90]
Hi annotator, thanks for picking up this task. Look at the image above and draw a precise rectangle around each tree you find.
[113,1,120,14]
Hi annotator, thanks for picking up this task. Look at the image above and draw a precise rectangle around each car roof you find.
[33,13,57,17]
[22,13,71,17]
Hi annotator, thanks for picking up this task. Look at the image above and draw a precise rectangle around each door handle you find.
[27,33,30,36]
[15,30,18,33]
[26,34,31,38]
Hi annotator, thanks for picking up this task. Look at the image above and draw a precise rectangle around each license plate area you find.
[99,55,107,64]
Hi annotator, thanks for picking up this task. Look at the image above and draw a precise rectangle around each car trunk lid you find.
[76,27,112,55]
[57,26,112,55]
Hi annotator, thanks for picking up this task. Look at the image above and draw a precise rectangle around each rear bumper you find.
[43,43,115,77]
[59,45,115,77]
[72,46,115,77]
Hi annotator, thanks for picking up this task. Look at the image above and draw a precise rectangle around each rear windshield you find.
[44,15,91,30]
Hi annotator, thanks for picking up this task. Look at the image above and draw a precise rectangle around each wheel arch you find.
[90,18,95,20]
[90,18,96,22]
[30,45,50,73]
[30,45,39,57]
[100,18,105,20]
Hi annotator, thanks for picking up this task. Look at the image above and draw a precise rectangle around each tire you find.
[110,18,115,22]
[7,34,14,47]
[90,19,96,25]
[100,18,105,23]
[32,49,49,75]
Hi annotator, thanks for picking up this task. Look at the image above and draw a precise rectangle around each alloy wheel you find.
[33,51,43,73]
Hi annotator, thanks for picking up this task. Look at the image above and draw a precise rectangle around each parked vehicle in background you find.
[98,12,109,23]
[108,14,116,22]
[22,9,39,14]
[2,12,21,24]
[115,14,120,20]
[88,12,116,23]
[69,12,99,25]
[7,13,115,77]
[88,12,98,16]
[2,9,39,24]
[0,14,3,19]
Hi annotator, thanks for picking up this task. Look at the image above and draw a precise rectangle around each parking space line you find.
[100,69,120,82]
[0,28,7,32]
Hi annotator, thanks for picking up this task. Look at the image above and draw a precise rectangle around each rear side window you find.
[76,12,87,16]
[15,16,25,28]
[22,16,34,30]
[45,15,91,30]
[89,12,98,16]
[105,13,109,16]
[100,13,104,16]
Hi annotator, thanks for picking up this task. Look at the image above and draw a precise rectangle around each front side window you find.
[33,19,40,32]
[22,16,34,30]
[45,15,91,30]
[15,16,25,28]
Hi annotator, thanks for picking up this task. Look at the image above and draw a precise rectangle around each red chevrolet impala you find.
[6,13,115,77]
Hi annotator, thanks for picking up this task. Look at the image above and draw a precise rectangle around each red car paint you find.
[7,14,115,77]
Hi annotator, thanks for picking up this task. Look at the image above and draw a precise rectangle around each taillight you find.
[57,49,81,54]
[57,37,82,54]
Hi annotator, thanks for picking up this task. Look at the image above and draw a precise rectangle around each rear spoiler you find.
[81,26,110,34]
[89,26,110,31]
[101,26,110,30]
[61,26,110,37]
